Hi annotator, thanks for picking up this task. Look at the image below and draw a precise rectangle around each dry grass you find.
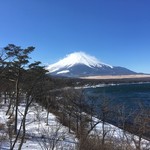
[0,123,5,131]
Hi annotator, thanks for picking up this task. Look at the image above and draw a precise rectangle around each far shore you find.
[80,74,150,80]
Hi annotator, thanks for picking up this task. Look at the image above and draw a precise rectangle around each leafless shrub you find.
[37,122,76,150]
[0,123,5,131]
[0,133,7,149]
[6,115,15,148]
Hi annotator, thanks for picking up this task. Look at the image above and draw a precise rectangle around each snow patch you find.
[57,70,70,74]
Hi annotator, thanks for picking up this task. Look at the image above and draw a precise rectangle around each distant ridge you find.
[47,52,137,77]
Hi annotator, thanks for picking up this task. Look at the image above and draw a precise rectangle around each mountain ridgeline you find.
[47,52,136,77]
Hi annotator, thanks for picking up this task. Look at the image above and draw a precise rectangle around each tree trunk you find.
[14,77,19,134]
[18,96,32,150]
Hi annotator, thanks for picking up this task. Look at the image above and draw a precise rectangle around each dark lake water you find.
[84,82,150,137]
[86,82,150,109]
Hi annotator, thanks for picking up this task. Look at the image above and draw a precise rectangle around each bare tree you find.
[38,123,68,150]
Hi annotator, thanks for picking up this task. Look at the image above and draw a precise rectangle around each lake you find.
[87,82,150,108]
[85,82,150,138]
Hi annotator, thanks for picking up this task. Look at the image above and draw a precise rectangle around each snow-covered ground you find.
[91,117,150,149]
[0,102,77,150]
[0,101,149,150]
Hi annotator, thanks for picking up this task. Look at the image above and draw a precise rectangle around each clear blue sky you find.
[0,0,150,73]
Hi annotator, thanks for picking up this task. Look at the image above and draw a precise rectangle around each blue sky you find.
[0,0,150,73]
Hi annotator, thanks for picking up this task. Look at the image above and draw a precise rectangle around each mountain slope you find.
[47,52,113,72]
[47,52,136,77]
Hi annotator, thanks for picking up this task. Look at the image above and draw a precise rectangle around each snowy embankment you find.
[90,117,150,149]
[0,102,77,150]
[0,101,149,149]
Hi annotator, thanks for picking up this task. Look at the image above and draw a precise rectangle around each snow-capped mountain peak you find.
[47,51,136,77]
[63,52,101,67]
[47,52,113,73]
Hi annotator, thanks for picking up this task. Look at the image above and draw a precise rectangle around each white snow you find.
[0,102,77,150]
[56,70,70,74]
[47,52,113,73]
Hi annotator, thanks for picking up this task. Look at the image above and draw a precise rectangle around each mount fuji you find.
[47,52,136,77]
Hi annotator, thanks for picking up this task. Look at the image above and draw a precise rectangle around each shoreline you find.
[80,74,150,80]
